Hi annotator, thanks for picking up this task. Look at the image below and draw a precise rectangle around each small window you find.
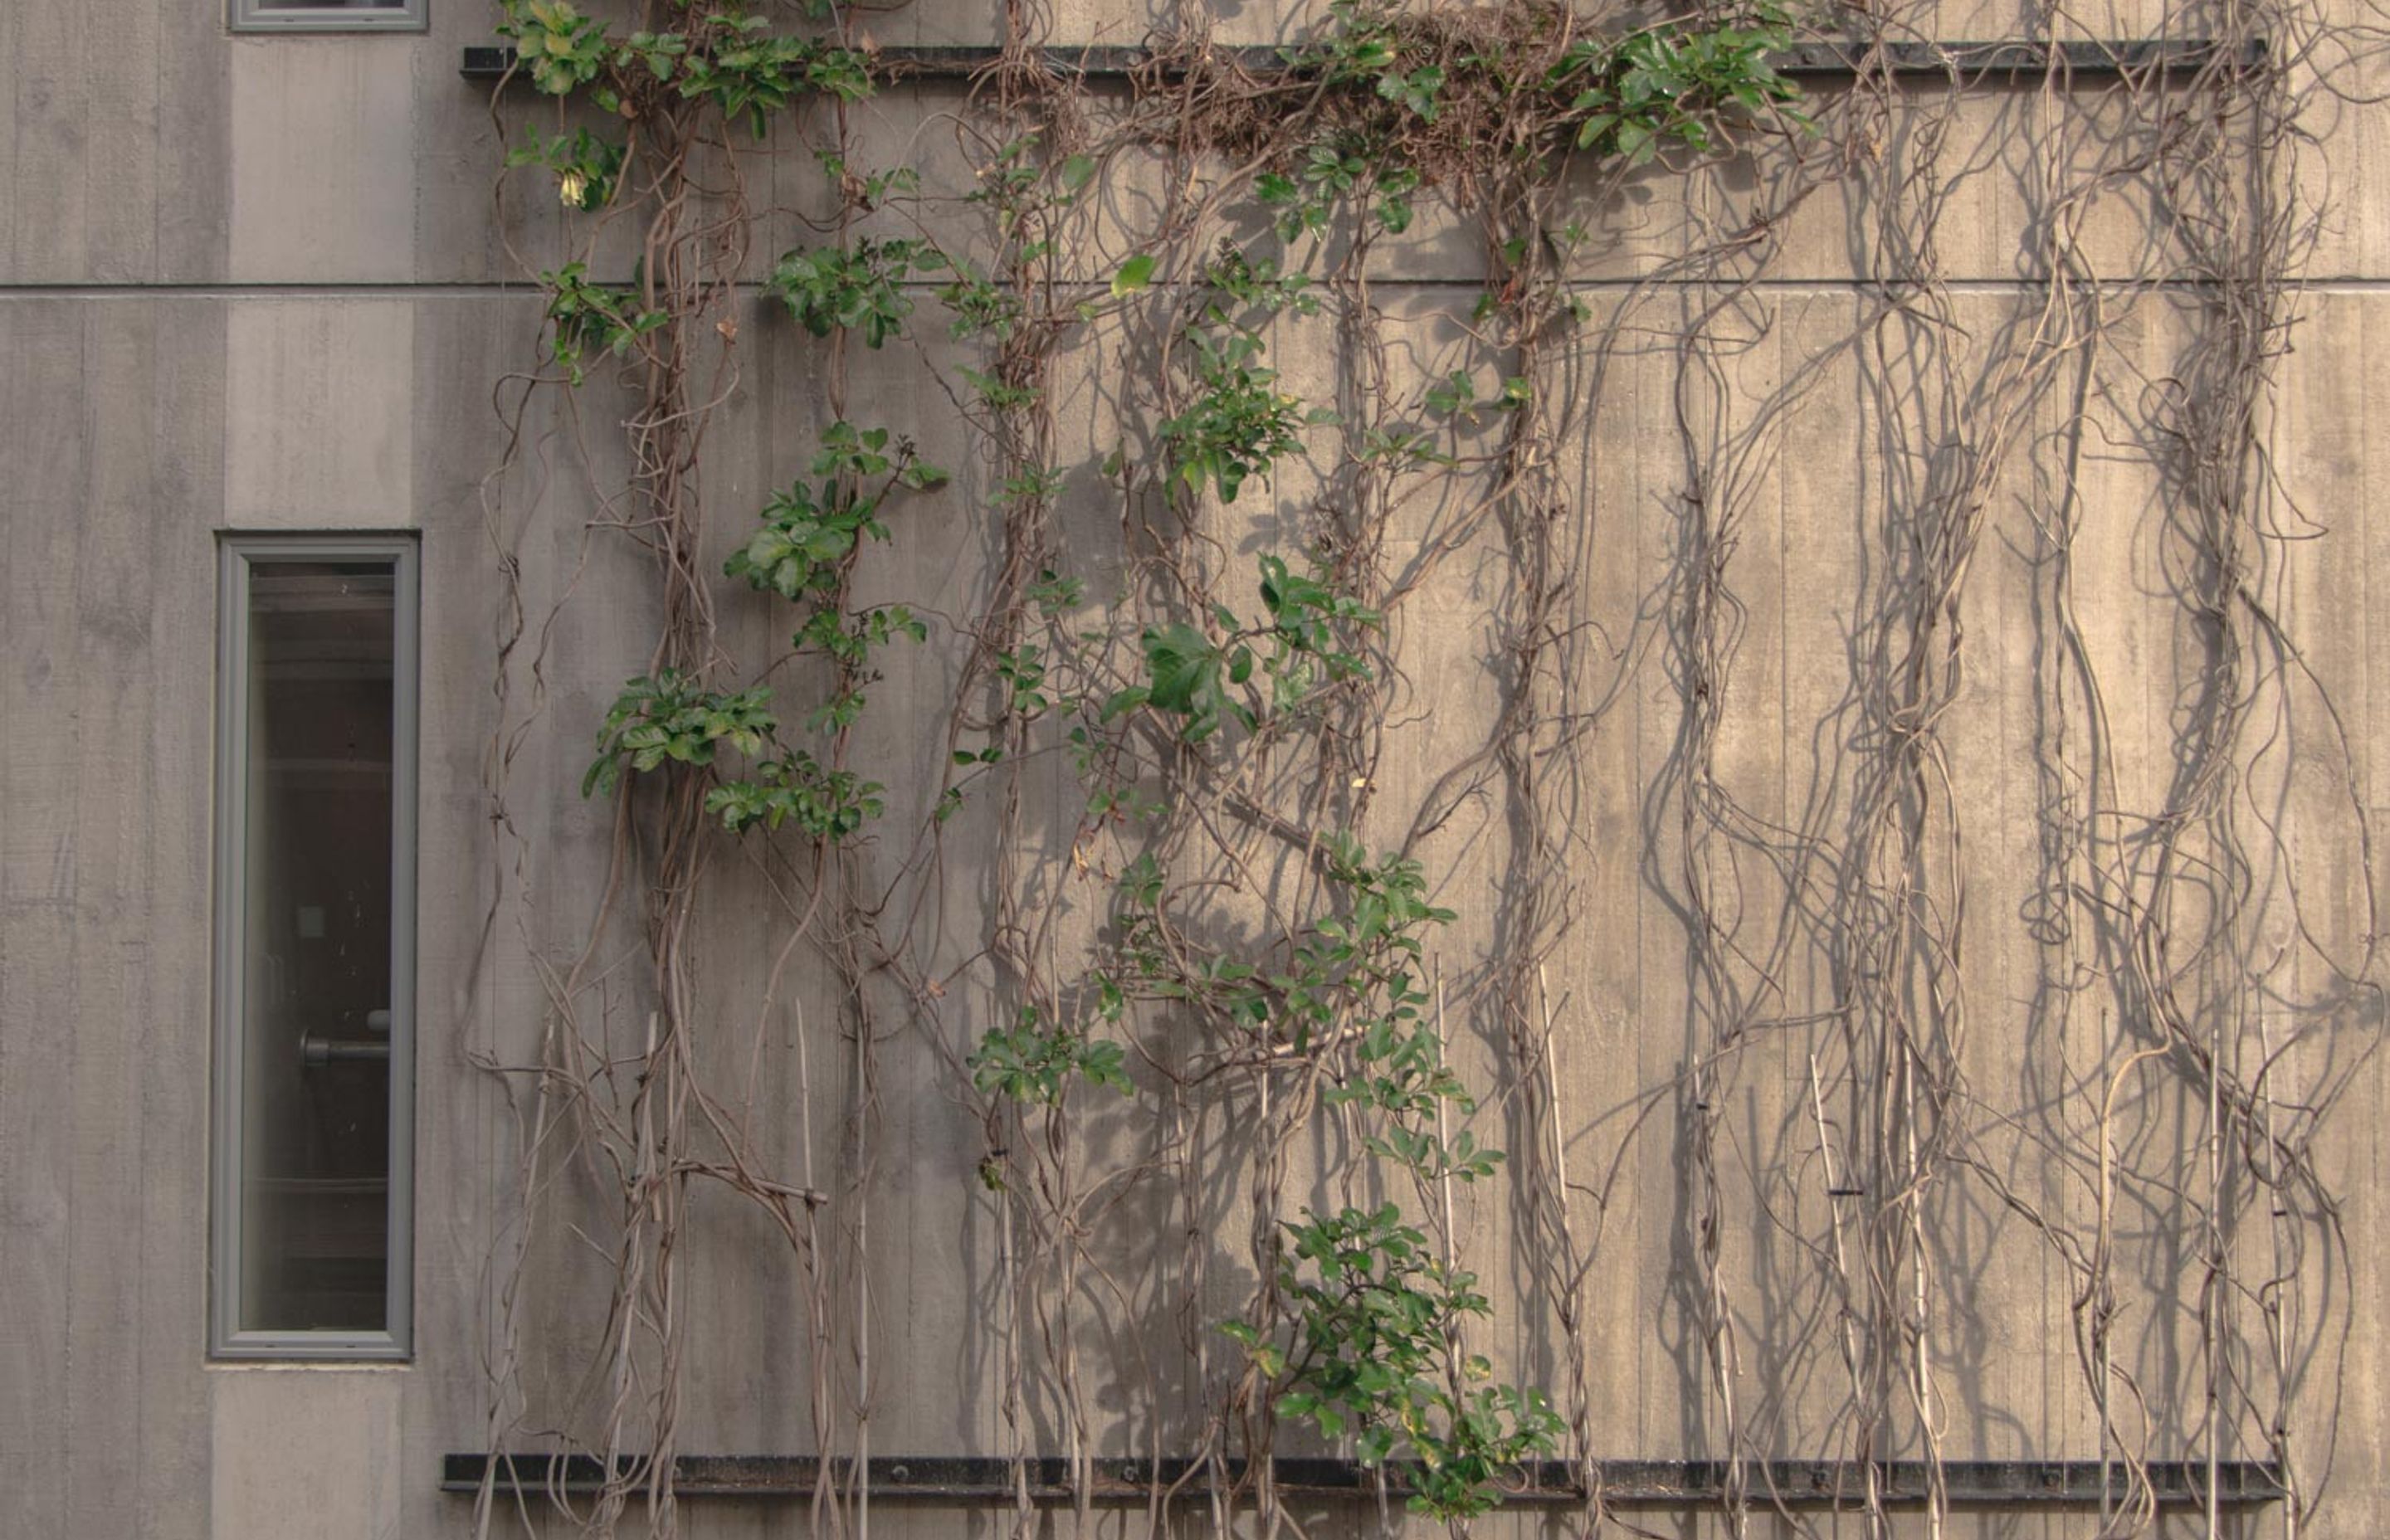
[231,0,427,32]
[212,536,417,1359]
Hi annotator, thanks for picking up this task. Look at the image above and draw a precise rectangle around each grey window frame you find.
[210,534,419,1361]
[230,0,427,32]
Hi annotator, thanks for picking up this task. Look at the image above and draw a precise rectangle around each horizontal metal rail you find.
[442,1452,2285,1508]
[461,37,2265,84]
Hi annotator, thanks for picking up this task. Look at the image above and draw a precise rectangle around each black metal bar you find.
[300,1033,392,1067]
[461,38,2265,84]
[442,1453,2285,1508]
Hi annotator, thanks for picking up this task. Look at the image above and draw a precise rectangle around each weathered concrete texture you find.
[1,295,227,1538]
[2,0,232,283]
[5,1,2390,1538]
[212,1368,408,1539]
[228,39,422,285]
[227,300,417,524]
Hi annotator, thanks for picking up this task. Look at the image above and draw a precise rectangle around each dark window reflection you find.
[240,562,394,1333]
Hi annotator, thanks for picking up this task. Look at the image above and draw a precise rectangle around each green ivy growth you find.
[1098,810,1541,1513]
[705,749,885,839]
[724,423,944,738]
[768,238,948,348]
[938,262,1027,344]
[539,263,666,386]
[1200,245,1320,320]
[725,422,945,603]
[583,670,775,796]
[498,0,875,140]
[1159,331,1331,504]
[511,1,1803,1515]
[1224,1205,1563,1519]
[506,127,625,209]
[1257,137,1424,239]
[581,671,890,841]
[583,422,944,843]
[1554,12,1807,163]
[1103,554,1379,744]
[1250,0,1807,243]
[968,1005,1134,1106]
[1097,831,1450,1074]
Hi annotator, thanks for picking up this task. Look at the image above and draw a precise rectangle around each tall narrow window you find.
[213,536,417,1358]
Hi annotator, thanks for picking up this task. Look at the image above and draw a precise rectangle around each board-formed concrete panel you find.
[225,299,414,526]
[211,1368,407,1540]
[229,37,419,284]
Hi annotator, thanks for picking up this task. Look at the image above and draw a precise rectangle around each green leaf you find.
[1110,253,1157,296]
[1141,623,1217,713]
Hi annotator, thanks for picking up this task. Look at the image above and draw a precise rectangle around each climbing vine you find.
[467,0,2383,1536]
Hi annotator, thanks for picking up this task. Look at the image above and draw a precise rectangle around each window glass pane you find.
[231,0,422,27]
[237,560,396,1334]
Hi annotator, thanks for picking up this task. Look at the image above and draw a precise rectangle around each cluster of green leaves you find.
[498,1,874,134]
[968,1006,1133,1106]
[1256,3,1442,236]
[1554,11,1806,164]
[725,424,944,736]
[582,421,948,841]
[814,151,919,212]
[1281,0,1444,120]
[705,748,884,839]
[725,423,945,603]
[937,263,1027,344]
[1222,1205,1563,1518]
[958,364,1039,411]
[797,604,927,672]
[1102,821,1537,1512]
[966,128,1051,223]
[676,13,872,129]
[1290,836,1451,1033]
[1146,244,1338,504]
[1257,139,1423,240]
[506,127,624,209]
[580,671,890,840]
[1250,0,1806,250]
[497,0,612,93]
[583,670,774,796]
[1158,328,1310,504]
[797,606,929,732]
[1113,617,1253,743]
[994,645,1053,716]
[1255,555,1378,699]
[961,129,1105,271]
[1102,555,1379,745]
[1159,299,1340,506]
[768,238,947,348]
[539,263,666,385]
[1199,246,1319,319]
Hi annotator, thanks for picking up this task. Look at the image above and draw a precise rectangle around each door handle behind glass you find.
[300,1009,393,1068]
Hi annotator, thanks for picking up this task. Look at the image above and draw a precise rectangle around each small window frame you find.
[210,534,419,1362]
[230,0,427,33]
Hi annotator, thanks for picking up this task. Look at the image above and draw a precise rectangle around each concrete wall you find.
[3,2,2388,1538]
